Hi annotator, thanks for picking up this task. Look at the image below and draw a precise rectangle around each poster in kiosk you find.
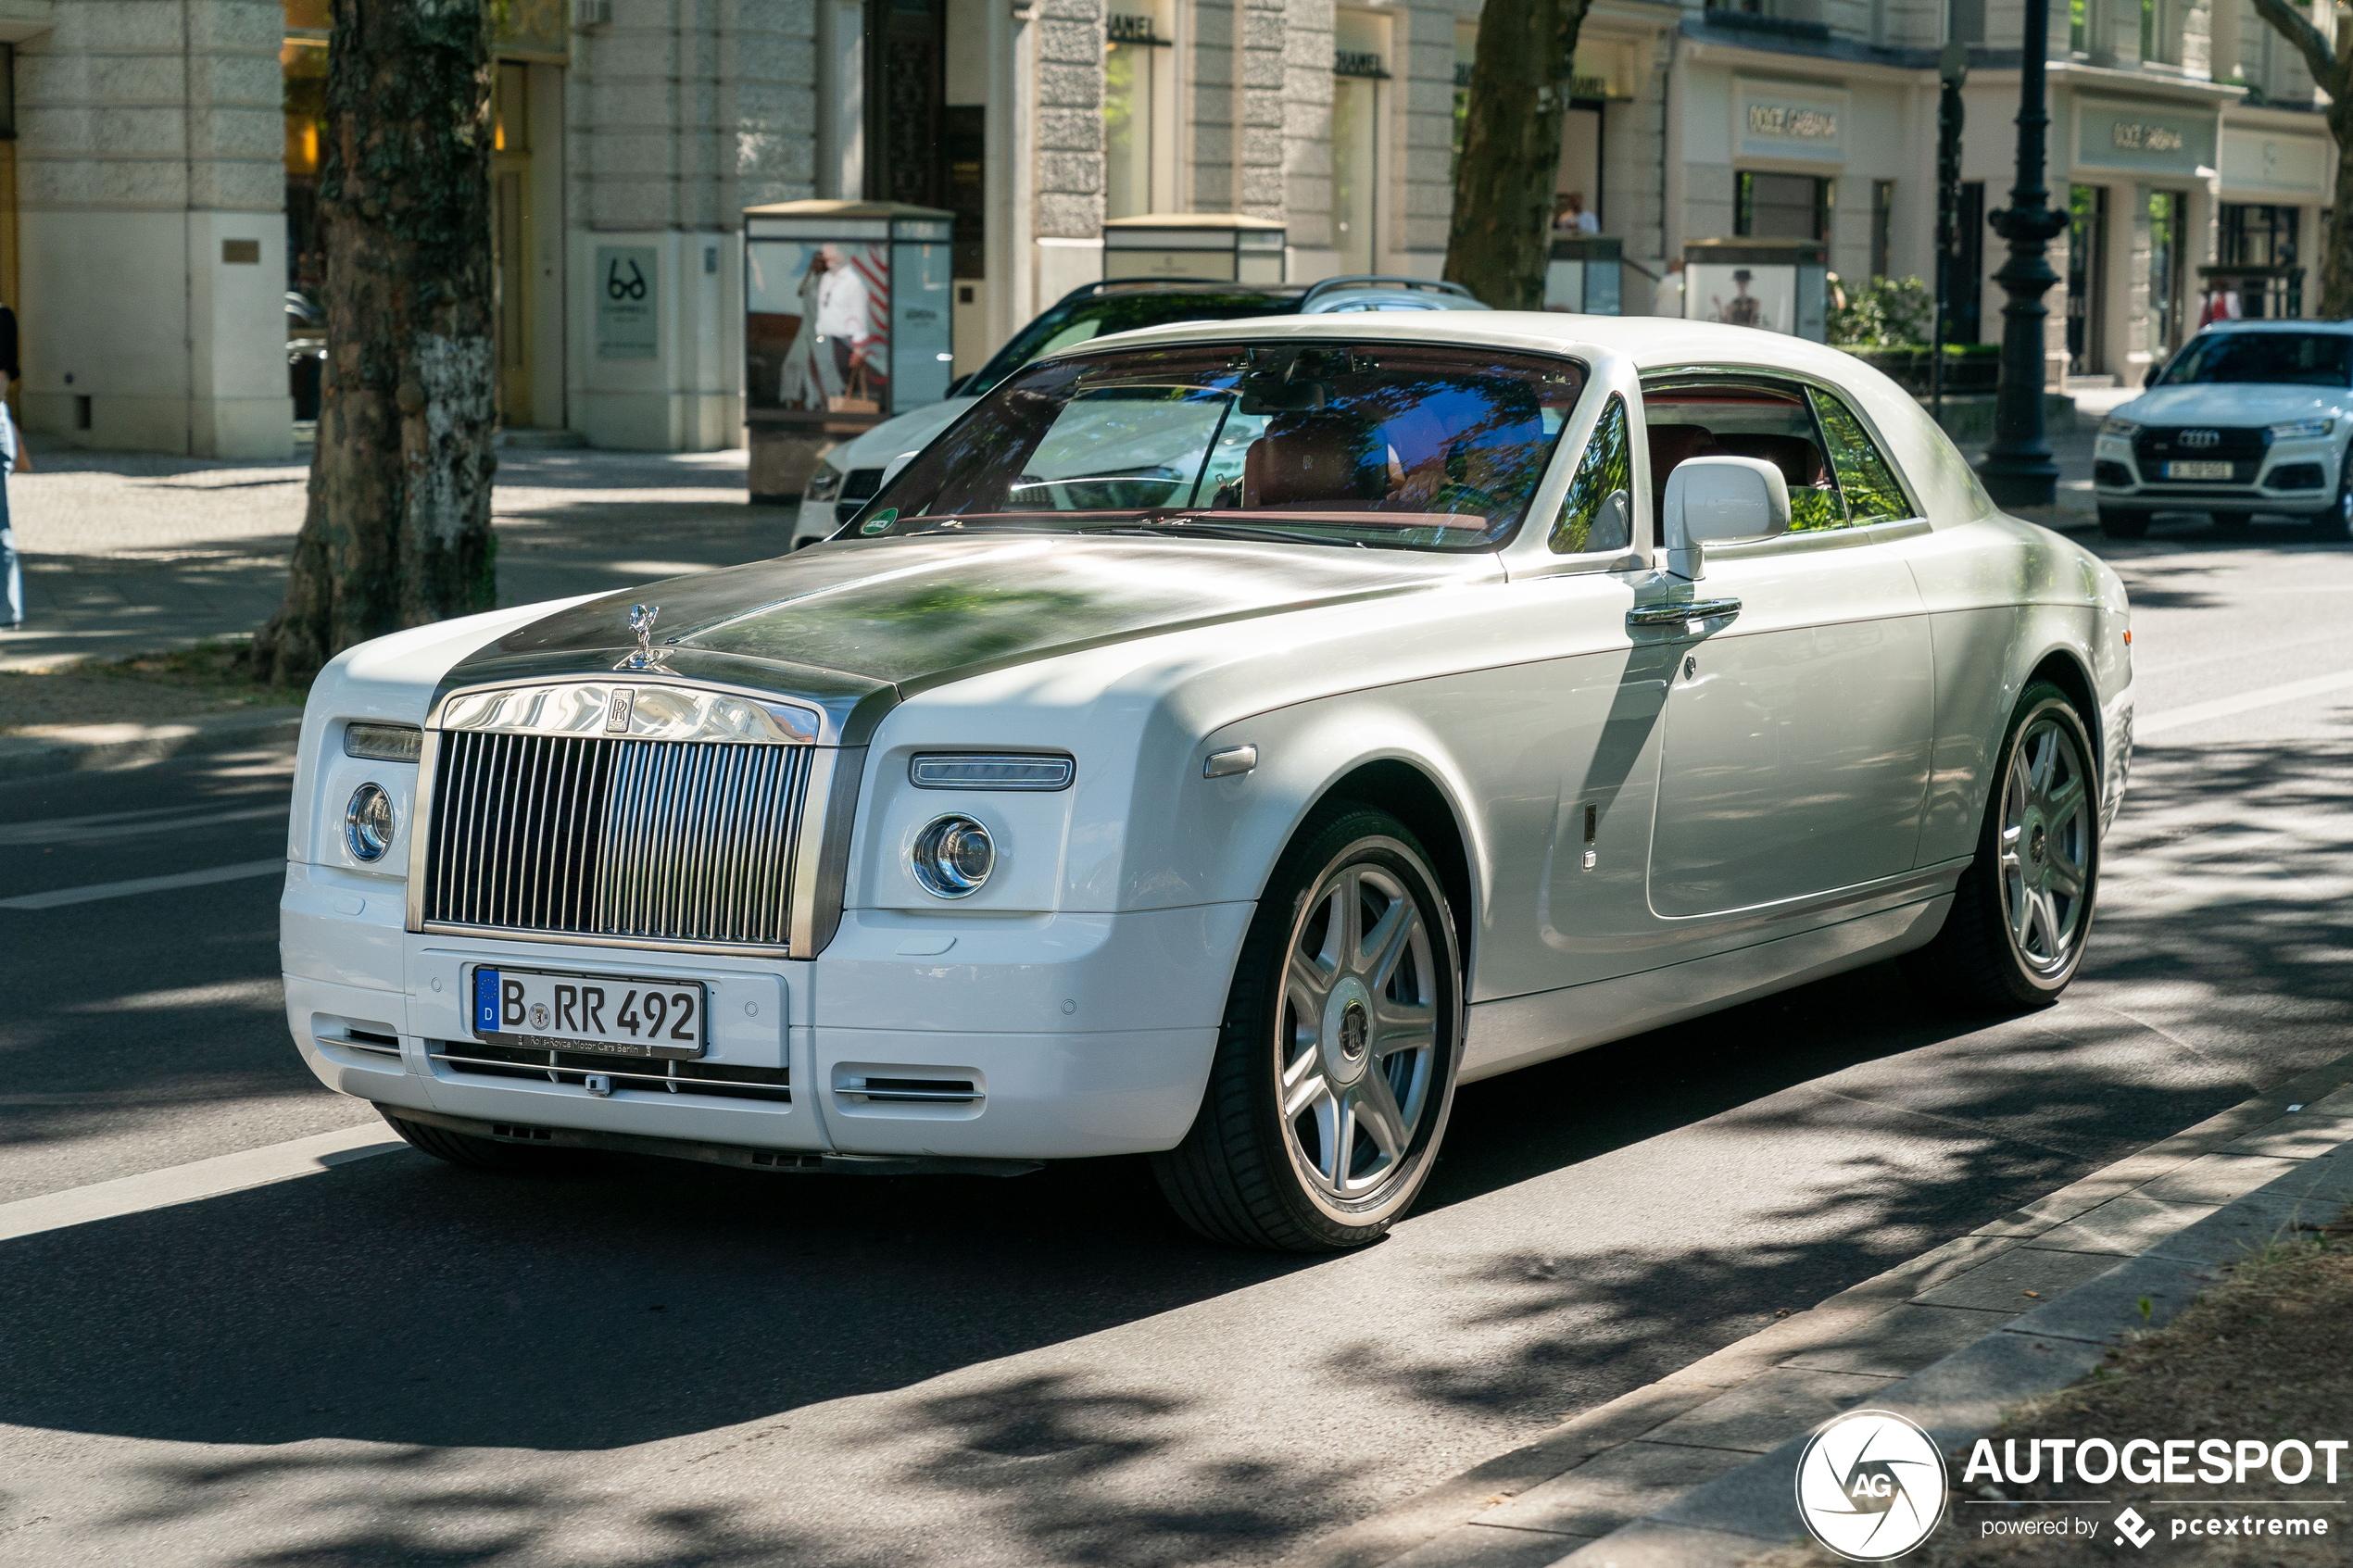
[743,200,955,437]
[1681,238,1829,341]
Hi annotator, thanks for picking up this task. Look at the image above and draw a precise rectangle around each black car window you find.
[1548,393,1633,555]
[865,341,1590,551]
[962,292,1302,397]
[2159,332,2353,388]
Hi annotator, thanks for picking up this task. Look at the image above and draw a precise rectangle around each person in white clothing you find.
[1653,257,1685,319]
[814,245,875,393]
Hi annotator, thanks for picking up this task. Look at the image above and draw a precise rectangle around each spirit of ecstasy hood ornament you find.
[619,602,663,671]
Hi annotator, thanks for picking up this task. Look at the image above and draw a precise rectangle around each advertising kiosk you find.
[743,199,954,497]
[1543,236,1623,315]
[1681,238,1829,342]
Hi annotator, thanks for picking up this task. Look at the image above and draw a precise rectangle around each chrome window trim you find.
[1704,515,1933,561]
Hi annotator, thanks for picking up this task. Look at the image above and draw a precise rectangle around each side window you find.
[1642,378,1844,531]
[1548,393,1633,555]
[1809,391,1916,524]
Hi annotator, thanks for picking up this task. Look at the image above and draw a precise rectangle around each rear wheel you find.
[2211,510,2251,536]
[1903,682,2099,1011]
[2097,508,2149,540]
[1152,804,1463,1251]
[380,1109,574,1173]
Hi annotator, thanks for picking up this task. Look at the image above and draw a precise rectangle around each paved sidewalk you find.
[1290,1057,2353,1568]
[0,446,784,672]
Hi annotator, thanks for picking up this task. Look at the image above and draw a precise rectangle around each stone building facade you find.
[0,0,2340,459]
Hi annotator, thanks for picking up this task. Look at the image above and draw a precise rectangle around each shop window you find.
[283,0,330,301]
[1332,10,1390,275]
[2221,204,2298,268]
[2148,188,2186,358]
[2066,184,2107,376]
[1870,181,1894,279]
[1736,172,1830,242]
[1104,6,1169,220]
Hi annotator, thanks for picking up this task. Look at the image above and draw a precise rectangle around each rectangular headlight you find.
[2270,418,2335,440]
[910,753,1074,791]
[2099,418,2139,437]
[344,721,423,763]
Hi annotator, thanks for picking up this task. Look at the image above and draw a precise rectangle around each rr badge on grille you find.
[605,688,635,734]
[619,602,665,671]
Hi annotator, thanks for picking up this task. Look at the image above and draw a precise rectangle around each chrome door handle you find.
[1627,596,1742,628]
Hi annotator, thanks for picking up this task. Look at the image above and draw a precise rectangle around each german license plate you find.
[470,965,706,1059]
[2166,460,2233,481]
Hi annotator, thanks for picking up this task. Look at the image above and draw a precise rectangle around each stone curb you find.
[1281,1051,2353,1568]
[0,707,304,784]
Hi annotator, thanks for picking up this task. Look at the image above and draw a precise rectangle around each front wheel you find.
[2316,463,2353,542]
[1903,682,2100,1011]
[1152,804,1463,1250]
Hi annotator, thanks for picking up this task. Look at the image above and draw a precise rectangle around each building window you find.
[2148,188,2186,356]
[1870,181,1894,278]
[2139,0,2180,64]
[283,0,330,303]
[2069,0,2088,52]
[1952,0,1986,43]
[1104,7,1169,220]
[2067,183,2107,375]
[1451,21,1476,185]
[2220,203,2301,318]
[1736,171,1830,241]
[1707,0,1766,14]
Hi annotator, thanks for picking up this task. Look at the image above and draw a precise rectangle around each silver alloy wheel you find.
[1998,709,2094,976]
[1277,859,1439,1202]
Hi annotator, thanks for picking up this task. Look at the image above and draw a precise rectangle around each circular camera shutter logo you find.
[1793,1410,1947,1562]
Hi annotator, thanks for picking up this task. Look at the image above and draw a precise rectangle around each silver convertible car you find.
[283,314,2134,1251]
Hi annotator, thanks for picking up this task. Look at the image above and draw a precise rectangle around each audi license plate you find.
[2166,459,2233,481]
[471,965,706,1059]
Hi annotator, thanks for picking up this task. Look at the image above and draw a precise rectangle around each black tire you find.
[2316,464,2353,542]
[2211,510,2251,536]
[1903,682,2100,1012]
[380,1108,573,1173]
[1152,803,1464,1251]
[2097,507,2149,540]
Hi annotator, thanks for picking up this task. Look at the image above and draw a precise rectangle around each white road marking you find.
[0,1123,405,1243]
[2135,666,2353,737]
[0,803,284,847]
[0,858,283,910]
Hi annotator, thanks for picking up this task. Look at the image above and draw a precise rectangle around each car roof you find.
[1065,309,1871,378]
[2197,318,2353,335]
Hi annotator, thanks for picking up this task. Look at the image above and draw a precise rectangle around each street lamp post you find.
[1977,0,2070,508]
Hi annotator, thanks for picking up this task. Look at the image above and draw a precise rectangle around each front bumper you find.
[283,863,1247,1165]
[2092,436,2338,513]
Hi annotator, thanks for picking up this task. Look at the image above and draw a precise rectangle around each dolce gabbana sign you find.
[2077,99,2213,175]
[1736,81,1846,162]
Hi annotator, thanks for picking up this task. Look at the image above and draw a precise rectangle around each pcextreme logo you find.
[1795,1410,1949,1561]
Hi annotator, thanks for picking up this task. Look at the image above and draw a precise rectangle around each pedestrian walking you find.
[0,295,22,631]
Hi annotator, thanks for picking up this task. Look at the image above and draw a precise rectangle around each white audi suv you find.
[2093,320,2353,541]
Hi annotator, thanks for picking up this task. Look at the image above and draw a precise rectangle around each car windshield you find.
[962,292,1301,397]
[2159,332,2353,388]
[862,341,1589,551]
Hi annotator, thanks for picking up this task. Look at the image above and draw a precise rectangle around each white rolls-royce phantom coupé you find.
[283,314,2134,1250]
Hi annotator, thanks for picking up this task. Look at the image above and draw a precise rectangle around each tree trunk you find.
[1442,0,1592,309]
[2325,99,2353,320]
[252,0,498,686]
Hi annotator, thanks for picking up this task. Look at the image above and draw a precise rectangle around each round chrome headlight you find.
[346,782,396,862]
[910,814,994,898]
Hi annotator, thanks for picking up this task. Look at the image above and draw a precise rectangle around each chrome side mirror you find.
[1660,457,1792,581]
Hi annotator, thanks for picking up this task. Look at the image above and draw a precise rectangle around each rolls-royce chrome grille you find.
[422,731,815,948]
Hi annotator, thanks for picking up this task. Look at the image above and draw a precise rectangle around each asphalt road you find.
[4,510,2352,1568]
